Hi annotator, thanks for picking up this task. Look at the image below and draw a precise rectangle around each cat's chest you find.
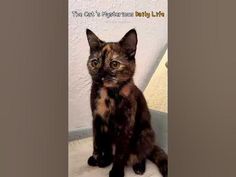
[94,87,115,121]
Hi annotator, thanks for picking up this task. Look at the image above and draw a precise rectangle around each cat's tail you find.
[148,145,168,177]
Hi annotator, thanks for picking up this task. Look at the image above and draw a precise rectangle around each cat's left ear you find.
[119,29,138,57]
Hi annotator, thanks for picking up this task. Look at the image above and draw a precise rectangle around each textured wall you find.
[69,0,167,131]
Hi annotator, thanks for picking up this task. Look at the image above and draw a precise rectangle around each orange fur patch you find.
[112,144,116,155]
[102,44,112,52]
[120,84,132,97]
[103,81,118,88]
[101,125,108,133]
[95,88,109,118]
[95,87,115,121]
[128,154,139,165]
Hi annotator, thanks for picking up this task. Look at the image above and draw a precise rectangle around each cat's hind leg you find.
[129,128,155,175]
[132,158,146,175]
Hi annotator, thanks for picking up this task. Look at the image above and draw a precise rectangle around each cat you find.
[86,29,168,177]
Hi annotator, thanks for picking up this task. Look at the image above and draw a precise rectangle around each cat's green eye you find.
[91,59,100,68]
[110,61,120,69]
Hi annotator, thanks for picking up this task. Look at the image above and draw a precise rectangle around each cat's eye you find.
[110,61,120,69]
[91,59,100,68]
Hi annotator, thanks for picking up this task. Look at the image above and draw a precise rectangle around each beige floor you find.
[69,138,162,177]
[69,51,168,177]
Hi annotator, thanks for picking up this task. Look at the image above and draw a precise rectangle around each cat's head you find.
[86,29,137,88]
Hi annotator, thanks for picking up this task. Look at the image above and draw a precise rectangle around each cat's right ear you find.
[86,29,103,52]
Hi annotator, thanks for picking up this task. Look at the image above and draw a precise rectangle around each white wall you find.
[69,0,167,131]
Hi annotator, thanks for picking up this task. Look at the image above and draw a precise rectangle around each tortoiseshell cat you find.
[86,29,168,177]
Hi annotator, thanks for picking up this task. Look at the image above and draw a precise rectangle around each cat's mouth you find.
[102,77,118,88]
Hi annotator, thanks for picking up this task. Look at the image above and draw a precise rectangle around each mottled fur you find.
[86,29,168,177]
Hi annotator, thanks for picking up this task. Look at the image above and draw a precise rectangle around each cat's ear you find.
[86,29,104,52]
[119,29,137,57]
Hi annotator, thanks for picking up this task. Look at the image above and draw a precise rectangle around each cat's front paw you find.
[109,167,124,177]
[133,160,146,175]
[97,154,113,168]
[87,156,98,166]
